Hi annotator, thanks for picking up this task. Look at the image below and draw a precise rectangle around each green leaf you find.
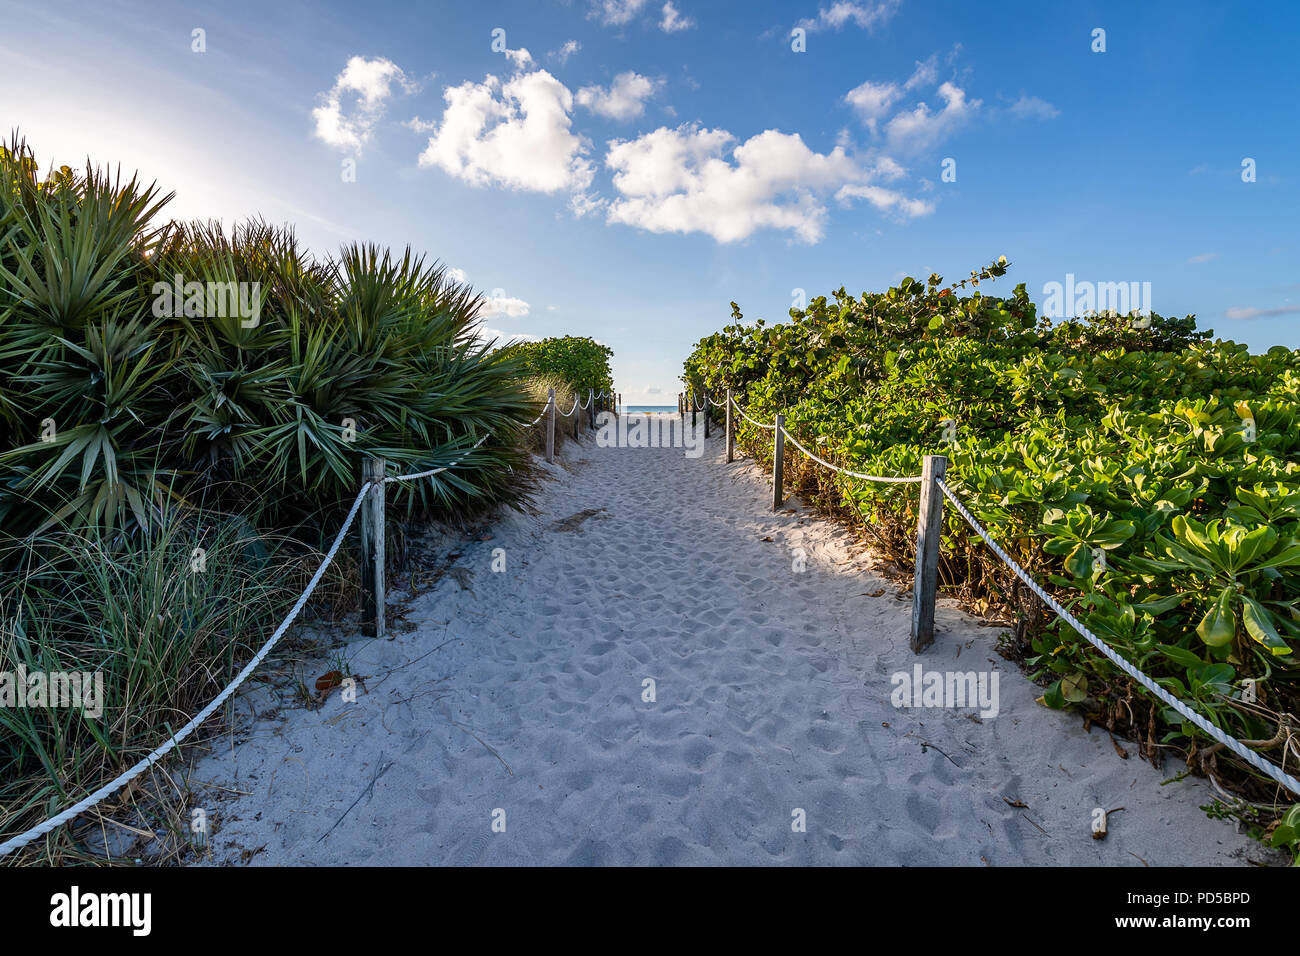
[1241,597,1293,655]
[1196,586,1236,648]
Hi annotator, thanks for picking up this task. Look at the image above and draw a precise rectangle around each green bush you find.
[511,335,614,398]
[0,137,538,549]
[686,258,1300,806]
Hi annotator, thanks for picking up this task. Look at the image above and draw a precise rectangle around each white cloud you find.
[844,58,950,132]
[569,190,609,218]
[844,80,901,131]
[646,386,663,394]
[590,0,650,26]
[660,2,695,32]
[1008,94,1059,120]
[504,47,534,69]
[884,81,979,152]
[904,55,938,90]
[1186,252,1217,264]
[1225,304,1300,320]
[312,56,413,153]
[835,183,933,218]
[417,68,595,194]
[480,292,531,318]
[577,72,660,121]
[798,1,900,31]
[604,124,868,243]
[445,266,469,284]
[549,40,582,64]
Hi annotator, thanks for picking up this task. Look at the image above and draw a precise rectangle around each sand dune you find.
[189,426,1269,865]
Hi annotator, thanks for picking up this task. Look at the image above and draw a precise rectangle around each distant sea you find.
[620,405,680,414]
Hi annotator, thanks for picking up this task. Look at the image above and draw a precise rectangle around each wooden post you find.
[772,413,785,511]
[546,387,556,463]
[691,391,697,429]
[618,393,622,417]
[360,456,386,639]
[725,388,734,462]
[703,389,710,439]
[679,393,684,425]
[588,389,595,429]
[910,454,948,653]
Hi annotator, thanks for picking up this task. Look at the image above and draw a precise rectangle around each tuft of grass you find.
[0,502,331,864]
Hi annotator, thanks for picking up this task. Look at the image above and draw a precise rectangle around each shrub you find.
[511,335,614,398]
[686,258,1300,806]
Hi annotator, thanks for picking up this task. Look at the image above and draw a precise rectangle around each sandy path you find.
[191,424,1267,865]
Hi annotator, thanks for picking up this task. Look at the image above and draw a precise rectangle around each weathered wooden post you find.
[910,454,948,652]
[360,456,386,639]
[703,389,710,439]
[679,392,684,425]
[691,391,697,430]
[618,392,622,417]
[587,389,595,429]
[546,387,556,463]
[772,413,785,511]
[572,397,580,440]
[725,388,734,463]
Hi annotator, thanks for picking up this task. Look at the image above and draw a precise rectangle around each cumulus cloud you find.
[844,80,901,131]
[312,56,414,153]
[577,72,660,121]
[417,68,595,194]
[797,0,900,32]
[844,59,946,132]
[1186,252,1218,264]
[504,47,534,69]
[1008,94,1060,120]
[884,81,979,152]
[481,292,531,318]
[660,2,695,31]
[445,266,469,284]
[604,124,881,243]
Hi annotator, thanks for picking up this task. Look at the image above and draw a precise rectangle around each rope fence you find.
[0,380,617,857]
[717,384,1300,799]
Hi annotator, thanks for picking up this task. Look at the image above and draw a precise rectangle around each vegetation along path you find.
[191,428,1269,865]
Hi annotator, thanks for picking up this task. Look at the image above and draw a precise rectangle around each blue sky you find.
[1,0,1296,404]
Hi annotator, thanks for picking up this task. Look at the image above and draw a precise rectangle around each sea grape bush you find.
[511,335,614,399]
[685,259,1300,804]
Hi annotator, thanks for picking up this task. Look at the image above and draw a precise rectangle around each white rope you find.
[386,433,493,483]
[559,395,580,418]
[579,390,593,410]
[730,396,776,430]
[936,477,1300,797]
[526,396,553,428]
[780,426,922,484]
[0,483,373,857]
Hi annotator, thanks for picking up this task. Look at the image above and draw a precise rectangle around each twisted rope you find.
[779,426,922,484]
[386,433,493,483]
[0,482,372,857]
[937,477,1300,797]
[729,396,776,430]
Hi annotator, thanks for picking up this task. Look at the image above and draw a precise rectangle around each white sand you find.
[188,426,1273,865]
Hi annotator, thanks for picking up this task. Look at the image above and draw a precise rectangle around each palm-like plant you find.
[0,136,541,550]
